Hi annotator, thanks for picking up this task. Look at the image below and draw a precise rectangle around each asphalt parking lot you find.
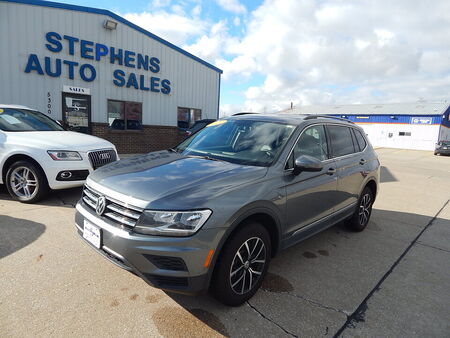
[1,148,449,338]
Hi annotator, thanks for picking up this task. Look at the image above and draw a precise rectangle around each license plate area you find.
[83,220,101,249]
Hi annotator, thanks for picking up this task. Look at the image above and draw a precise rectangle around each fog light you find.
[60,171,72,179]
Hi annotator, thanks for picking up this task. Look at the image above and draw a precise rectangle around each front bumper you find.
[75,201,226,294]
[44,159,93,190]
[435,148,450,155]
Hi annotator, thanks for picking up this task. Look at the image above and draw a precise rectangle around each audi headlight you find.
[47,150,82,161]
[134,210,212,236]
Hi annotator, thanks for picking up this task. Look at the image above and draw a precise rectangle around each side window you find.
[286,125,328,170]
[328,125,356,157]
[354,129,367,151]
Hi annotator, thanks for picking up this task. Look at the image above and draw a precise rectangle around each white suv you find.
[0,104,118,203]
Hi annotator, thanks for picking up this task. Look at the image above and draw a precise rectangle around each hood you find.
[89,151,268,209]
[7,131,114,152]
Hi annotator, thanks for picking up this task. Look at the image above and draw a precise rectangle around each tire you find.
[347,186,374,232]
[434,152,438,156]
[211,223,271,306]
[6,160,48,203]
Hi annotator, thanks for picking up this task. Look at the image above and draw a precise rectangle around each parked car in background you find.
[75,113,379,306]
[179,119,216,139]
[434,141,450,156]
[0,105,118,203]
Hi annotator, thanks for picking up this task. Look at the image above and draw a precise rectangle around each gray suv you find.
[75,114,379,306]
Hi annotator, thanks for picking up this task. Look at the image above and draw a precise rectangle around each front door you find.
[284,124,338,234]
[62,93,91,134]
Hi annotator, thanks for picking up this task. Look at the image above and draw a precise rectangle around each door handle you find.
[359,159,366,165]
[327,167,336,175]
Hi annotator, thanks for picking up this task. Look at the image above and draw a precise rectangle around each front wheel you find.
[211,223,271,306]
[6,160,48,203]
[347,186,373,232]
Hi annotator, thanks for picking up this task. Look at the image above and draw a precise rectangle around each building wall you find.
[92,123,182,154]
[357,123,440,151]
[0,0,220,151]
[329,114,442,151]
[282,103,449,151]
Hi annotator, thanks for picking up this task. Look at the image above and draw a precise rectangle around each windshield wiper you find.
[186,154,223,162]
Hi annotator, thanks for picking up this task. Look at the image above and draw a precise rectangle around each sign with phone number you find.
[410,117,433,124]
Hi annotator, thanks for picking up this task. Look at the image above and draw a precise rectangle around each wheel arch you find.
[1,154,48,184]
[206,206,282,290]
[364,179,378,201]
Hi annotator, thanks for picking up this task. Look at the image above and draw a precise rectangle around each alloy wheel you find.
[9,166,39,200]
[229,237,266,295]
[358,193,372,226]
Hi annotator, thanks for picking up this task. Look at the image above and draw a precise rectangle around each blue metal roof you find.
[1,0,223,74]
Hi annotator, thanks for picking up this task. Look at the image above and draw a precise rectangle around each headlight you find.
[47,150,82,161]
[134,209,212,236]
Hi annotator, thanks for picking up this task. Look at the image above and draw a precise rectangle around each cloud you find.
[215,0,247,14]
[123,10,207,45]
[218,0,450,113]
[121,0,450,114]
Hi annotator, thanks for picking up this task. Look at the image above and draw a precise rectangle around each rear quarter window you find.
[354,129,367,151]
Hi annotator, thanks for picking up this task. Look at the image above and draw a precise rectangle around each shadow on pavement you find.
[380,166,397,183]
[0,184,82,208]
[0,215,46,259]
[161,208,444,337]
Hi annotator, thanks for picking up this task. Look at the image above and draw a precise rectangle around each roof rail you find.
[232,112,257,116]
[304,114,354,124]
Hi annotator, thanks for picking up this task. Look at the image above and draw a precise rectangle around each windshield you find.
[0,108,64,132]
[175,119,296,166]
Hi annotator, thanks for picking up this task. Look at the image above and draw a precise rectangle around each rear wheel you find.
[6,160,48,203]
[347,186,373,232]
[211,223,271,306]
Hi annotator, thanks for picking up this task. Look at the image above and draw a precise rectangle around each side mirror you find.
[293,155,323,175]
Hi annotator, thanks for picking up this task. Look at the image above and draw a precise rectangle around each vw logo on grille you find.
[99,153,111,160]
[96,196,106,216]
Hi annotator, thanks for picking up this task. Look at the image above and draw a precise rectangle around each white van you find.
[0,104,118,203]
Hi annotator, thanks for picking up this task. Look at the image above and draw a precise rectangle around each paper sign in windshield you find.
[0,115,22,124]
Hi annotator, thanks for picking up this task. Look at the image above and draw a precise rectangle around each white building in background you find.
[280,103,450,151]
[0,0,222,153]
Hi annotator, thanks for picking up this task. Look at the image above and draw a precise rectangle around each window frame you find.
[107,99,143,131]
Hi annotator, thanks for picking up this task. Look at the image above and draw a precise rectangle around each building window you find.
[399,132,411,136]
[177,107,202,129]
[108,100,142,130]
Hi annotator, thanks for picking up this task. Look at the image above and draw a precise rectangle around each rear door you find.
[283,124,338,234]
[326,124,366,210]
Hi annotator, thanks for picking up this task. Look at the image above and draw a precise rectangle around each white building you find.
[280,103,450,151]
[0,0,222,153]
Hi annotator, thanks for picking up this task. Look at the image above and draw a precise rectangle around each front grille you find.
[82,185,143,229]
[88,149,117,169]
[144,254,188,271]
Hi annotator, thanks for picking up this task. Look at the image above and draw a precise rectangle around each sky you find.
[55,0,450,116]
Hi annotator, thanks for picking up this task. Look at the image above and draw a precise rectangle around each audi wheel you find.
[6,160,48,203]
